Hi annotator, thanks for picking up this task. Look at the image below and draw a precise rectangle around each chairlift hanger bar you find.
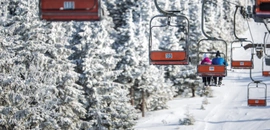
[264,32,270,57]
[201,0,227,40]
[154,0,181,16]
[233,6,248,41]
[243,43,270,50]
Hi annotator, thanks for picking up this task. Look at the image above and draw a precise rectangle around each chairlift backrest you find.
[39,0,101,21]
[265,57,270,65]
[255,0,270,18]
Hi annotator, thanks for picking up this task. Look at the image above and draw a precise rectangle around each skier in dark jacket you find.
[212,51,228,86]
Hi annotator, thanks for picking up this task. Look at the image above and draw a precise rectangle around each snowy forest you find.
[0,0,249,129]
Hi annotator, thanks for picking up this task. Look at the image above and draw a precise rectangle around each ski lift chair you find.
[248,53,268,106]
[149,15,190,65]
[197,39,228,78]
[262,56,270,76]
[197,51,227,86]
[231,40,254,69]
[247,81,267,106]
[39,0,102,21]
[197,1,228,77]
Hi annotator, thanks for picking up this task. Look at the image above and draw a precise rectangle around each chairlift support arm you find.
[233,6,248,41]
[201,0,218,40]
[154,0,181,16]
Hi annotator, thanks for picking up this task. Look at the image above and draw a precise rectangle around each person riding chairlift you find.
[212,51,228,86]
[200,55,212,87]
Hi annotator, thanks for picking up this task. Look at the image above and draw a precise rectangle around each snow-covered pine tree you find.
[107,0,176,112]
[0,0,246,129]
[0,0,86,129]
[69,11,138,128]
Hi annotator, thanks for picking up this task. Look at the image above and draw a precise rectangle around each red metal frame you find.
[40,0,101,21]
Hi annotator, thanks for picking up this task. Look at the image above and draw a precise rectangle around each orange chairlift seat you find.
[197,65,227,77]
[255,0,270,18]
[230,41,254,69]
[39,0,102,21]
[247,81,267,106]
[197,39,228,77]
[149,15,190,65]
[150,51,188,65]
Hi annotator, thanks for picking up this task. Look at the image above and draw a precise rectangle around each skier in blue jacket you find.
[212,51,228,86]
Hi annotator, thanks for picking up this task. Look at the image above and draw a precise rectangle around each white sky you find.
[133,15,270,130]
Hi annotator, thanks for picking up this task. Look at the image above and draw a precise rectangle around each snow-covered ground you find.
[134,17,270,130]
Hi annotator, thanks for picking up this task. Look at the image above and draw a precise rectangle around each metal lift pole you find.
[201,0,216,39]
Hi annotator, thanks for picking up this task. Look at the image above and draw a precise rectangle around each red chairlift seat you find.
[197,65,227,77]
[248,99,266,106]
[255,0,270,18]
[197,51,227,77]
[39,0,101,21]
[150,51,188,65]
[231,60,253,69]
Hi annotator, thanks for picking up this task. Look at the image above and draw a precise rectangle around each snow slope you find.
[134,17,270,130]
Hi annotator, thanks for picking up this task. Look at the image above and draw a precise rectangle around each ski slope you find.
[134,22,270,130]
